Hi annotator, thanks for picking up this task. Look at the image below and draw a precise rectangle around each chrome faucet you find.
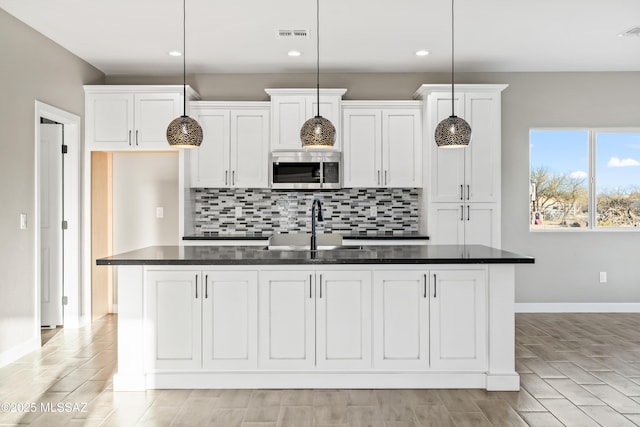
[310,198,324,251]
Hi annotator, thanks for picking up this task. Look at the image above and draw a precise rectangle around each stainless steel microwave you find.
[270,151,341,189]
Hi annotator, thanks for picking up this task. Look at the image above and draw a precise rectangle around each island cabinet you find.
[145,269,258,372]
[265,88,346,151]
[187,102,270,188]
[342,102,422,188]
[414,84,508,248]
[84,85,199,151]
[258,270,372,370]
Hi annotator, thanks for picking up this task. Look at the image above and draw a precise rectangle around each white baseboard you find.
[516,303,640,313]
[0,337,40,368]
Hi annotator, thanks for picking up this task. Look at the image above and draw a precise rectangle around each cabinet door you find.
[259,271,315,369]
[429,93,466,202]
[271,96,306,150]
[430,270,487,371]
[316,271,372,370]
[307,95,341,150]
[86,93,134,150]
[373,271,429,369]
[189,109,230,187]
[428,203,465,245]
[145,270,201,370]
[202,271,258,369]
[383,108,422,188]
[230,109,269,188]
[465,92,500,202]
[465,203,500,248]
[342,109,382,187]
[134,93,181,150]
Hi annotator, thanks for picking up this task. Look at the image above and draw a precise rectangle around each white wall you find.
[0,9,103,365]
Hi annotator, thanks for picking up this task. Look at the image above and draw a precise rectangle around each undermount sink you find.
[265,232,362,251]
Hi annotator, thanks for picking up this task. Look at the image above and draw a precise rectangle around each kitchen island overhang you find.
[97,244,533,392]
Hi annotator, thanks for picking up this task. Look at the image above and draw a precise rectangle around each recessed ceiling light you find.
[288,50,302,57]
[168,51,182,57]
[415,50,430,57]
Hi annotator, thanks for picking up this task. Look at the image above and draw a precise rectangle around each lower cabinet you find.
[145,270,258,371]
[429,202,499,248]
[258,270,372,370]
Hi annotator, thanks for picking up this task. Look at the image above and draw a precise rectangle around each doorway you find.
[35,101,81,335]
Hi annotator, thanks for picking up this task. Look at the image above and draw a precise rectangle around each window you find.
[530,129,640,231]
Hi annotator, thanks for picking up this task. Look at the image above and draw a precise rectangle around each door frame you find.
[35,101,83,332]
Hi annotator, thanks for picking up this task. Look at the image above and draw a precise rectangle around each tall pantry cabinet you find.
[415,84,508,248]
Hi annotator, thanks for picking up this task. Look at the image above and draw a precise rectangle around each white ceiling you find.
[1,0,639,76]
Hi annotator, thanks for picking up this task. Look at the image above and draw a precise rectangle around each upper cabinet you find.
[265,88,346,151]
[188,102,270,188]
[342,101,422,188]
[84,85,200,151]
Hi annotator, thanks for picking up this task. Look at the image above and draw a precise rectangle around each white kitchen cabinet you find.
[188,102,269,188]
[430,269,487,371]
[342,102,422,188]
[145,270,201,370]
[373,271,429,369]
[202,271,258,370]
[258,271,315,369]
[428,203,500,247]
[316,270,372,370]
[265,88,346,151]
[415,84,507,247]
[84,86,198,151]
[259,269,372,370]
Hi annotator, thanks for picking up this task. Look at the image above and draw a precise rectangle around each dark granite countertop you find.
[182,232,430,241]
[96,244,534,266]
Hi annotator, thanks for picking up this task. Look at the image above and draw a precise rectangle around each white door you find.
[230,109,269,188]
[383,108,422,188]
[40,123,64,328]
[134,93,180,150]
[202,271,258,369]
[271,96,306,150]
[316,271,372,370]
[307,95,341,150]
[189,108,230,187]
[342,109,381,187]
[146,270,202,370]
[465,203,499,248]
[429,93,466,202]
[259,271,315,369]
[430,270,487,371]
[85,93,134,150]
[373,271,429,369]
[429,203,465,245]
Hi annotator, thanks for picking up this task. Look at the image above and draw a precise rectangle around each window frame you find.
[529,127,640,232]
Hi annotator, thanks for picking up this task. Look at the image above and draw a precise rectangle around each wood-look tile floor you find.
[3,313,640,426]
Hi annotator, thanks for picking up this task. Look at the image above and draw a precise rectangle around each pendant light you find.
[166,0,203,148]
[434,0,471,148]
[300,0,336,148]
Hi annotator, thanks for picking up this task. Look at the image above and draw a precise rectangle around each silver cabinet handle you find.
[460,205,464,221]
[195,275,198,299]
[309,275,312,299]
[384,170,388,186]
[128,130,132,146]
[377,170,381,185]
[466,184,470,201]
[319,274,323,299]
[423,274,427,298]
[460,184,463,200]
[467,205,470,221]
[135,130,139,146]
[205,274,209,299]
[433,274,437,298]
[225,171,228,185]
[232,171,235,186]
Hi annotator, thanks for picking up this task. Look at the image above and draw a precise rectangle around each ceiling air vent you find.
[618,26,640,37]
[276,29,310,39]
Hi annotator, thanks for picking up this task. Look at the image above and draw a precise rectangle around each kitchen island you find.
[97,244,533,391]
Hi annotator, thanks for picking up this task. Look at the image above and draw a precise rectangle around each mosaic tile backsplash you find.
[192,188,419,235]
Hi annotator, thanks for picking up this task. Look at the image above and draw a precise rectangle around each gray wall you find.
[109,71,640,304]
[0,9,104,358]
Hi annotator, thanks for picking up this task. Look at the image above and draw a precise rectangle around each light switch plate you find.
[156,207,164,219]
[235,206,242,218]
[20,213,27,230]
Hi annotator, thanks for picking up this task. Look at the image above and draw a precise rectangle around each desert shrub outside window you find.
[530,129,640,231]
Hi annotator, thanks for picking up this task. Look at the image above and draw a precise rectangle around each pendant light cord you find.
[451,0,455,117]
[316,0,320,117]
[182,0,187,116]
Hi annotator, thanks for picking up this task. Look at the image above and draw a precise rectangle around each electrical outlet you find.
[235,206,242,218]
[599,272,607,283]
[156,207,164,219]
[20,213,27,230]
[370,206,377,217]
